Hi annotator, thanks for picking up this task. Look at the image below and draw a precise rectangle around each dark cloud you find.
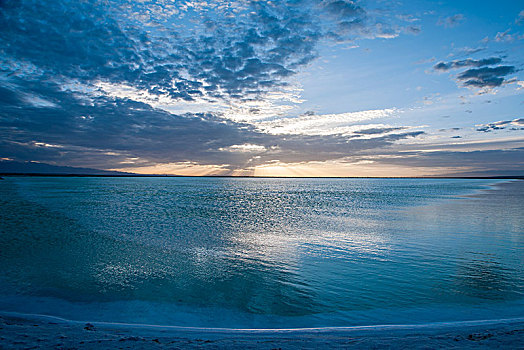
[438,127,461,132]
[433,57,503,71]
[0,160,130,175]
[271,131,424,163]
[437,14,464,28]
[0,73,266,169]
[406,26,421,34]
[476,118,524,132]
[0,74,424,172]
[363,147,524,176]
[457,66,516,88]
[433,55,517,89]
[354,127,405,135]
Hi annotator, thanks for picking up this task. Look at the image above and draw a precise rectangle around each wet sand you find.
[1,312,523,349]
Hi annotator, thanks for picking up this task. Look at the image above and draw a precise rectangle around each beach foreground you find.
[1,313,523,349]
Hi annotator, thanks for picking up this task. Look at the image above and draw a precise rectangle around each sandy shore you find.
[1,312,523,349]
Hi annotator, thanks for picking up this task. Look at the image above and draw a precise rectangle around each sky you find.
[0,0,523,176]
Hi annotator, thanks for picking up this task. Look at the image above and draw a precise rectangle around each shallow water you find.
[0,177,523,328]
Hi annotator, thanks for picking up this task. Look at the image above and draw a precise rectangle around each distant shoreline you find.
[1,173,523,179]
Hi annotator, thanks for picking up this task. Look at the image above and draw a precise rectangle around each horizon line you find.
[1,173,523,180]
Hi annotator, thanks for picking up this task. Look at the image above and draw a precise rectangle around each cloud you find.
[457,66,516,88]
[433,56,517,90]
[439,128,461,132]
[254,109,398,135]
[1,0,306,103]
[219,144,268,153]
[0,0,426,172]
[517,10,524,25]
[433,57,503,71]
[476,118,524,132]
[318,0,412,41]
[358,147,524,176]
[0,0,414,105]
[454,47,486,56]
[494,29,516,42]
[0,72,425,173]
[396,14,420,23]
[437,14,464,28]
[405,26,421,34]
[354,127,406,135]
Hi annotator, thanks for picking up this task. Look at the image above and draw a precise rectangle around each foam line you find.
[2,310,523,334]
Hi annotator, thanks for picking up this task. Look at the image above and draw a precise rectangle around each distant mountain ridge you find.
[0,160,134,175]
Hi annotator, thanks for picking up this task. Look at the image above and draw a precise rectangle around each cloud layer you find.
[0,0,427,173]
[0,1,522,176]
[0,0,414,102]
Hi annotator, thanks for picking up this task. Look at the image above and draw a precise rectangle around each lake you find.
[0,177,522,328]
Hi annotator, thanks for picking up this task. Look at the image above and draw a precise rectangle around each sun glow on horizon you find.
[113,159,477,178]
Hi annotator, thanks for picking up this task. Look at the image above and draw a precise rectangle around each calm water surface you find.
[0,177,523,328]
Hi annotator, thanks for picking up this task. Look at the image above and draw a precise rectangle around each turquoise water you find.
[0,177,523,328]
